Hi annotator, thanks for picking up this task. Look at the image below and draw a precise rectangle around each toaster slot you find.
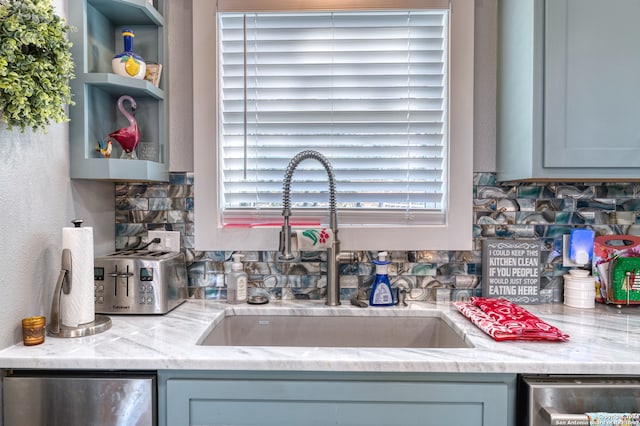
[110,265,133,297]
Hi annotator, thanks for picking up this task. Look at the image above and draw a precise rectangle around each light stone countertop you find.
[0,300,639,374]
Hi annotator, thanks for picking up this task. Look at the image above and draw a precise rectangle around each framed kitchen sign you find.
[482,239,541,304]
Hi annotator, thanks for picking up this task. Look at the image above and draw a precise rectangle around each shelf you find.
[68,0,168,182]
[85,73,165,100]
[70,158,168,182]
[88,0,164,26]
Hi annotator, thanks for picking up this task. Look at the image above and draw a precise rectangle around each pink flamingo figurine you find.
[108,95,140,158]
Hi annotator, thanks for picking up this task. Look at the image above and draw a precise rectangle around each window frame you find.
[193,0,474,251]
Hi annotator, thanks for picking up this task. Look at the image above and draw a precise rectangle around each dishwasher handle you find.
[541,407,590,426]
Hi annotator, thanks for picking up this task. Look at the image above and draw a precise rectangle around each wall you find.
[473,0,497,172]
[0,0,115,349]
[165,0,498,174]
[111,0,600,300]
[115,172,640,304]
[0,0,495,348]
[167,0,194,172]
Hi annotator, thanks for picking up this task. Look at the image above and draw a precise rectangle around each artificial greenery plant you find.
[0,0,75,132]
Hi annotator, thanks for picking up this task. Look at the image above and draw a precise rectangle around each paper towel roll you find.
[61,225,95,327]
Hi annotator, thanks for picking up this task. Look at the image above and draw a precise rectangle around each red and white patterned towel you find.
[454,297,569,342]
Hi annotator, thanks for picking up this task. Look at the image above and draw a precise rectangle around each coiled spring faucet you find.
[278,150,349,306]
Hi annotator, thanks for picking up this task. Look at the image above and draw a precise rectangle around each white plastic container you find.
[567,269,590,278]
[563,269,595,308]
[226,254,248,304]
[564,294,595,309]
[564,287,595,299]
[563,279,594,289]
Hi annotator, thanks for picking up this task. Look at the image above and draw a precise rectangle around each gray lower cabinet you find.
[158,371,516,426]
[497,0,640,181]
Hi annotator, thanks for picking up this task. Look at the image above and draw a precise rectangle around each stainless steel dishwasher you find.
[518,375,640,426]
[2,370,156,426]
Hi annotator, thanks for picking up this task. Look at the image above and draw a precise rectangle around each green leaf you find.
[302,230,320,246]
[0,0,75,132]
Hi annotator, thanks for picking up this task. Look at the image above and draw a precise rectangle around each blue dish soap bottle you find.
[370,251,394,306]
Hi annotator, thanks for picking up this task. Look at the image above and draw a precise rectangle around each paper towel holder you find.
[47,244,112,338]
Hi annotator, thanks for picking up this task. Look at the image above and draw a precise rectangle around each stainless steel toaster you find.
[94,250,187,314]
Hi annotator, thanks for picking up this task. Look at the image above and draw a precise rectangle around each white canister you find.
[563,269,596,309]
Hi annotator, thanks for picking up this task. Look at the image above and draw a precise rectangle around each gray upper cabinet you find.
[68,0,169,182]
[497,0,640,181]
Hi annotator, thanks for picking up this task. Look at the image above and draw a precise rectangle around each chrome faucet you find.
[278,150,350,306]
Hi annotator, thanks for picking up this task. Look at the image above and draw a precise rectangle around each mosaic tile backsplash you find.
[115,172,640,303]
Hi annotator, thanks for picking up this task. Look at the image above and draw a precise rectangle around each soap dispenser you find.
[227,254,248,304]
[369,251,394,306]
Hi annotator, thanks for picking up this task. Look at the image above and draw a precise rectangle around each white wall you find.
[0,0,114,349]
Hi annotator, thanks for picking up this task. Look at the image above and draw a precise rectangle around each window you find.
[219,9,447,226]
[193,0,473,251]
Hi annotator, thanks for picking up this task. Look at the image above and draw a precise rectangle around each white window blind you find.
[218,8,449,226]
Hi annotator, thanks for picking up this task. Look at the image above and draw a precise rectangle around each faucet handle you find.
[277,224,296,261]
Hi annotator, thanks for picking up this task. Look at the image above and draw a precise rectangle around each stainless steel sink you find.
[198,313,473,348]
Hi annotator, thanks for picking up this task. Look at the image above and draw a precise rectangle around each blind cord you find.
[405,12,412,218]
[243,14,248,180]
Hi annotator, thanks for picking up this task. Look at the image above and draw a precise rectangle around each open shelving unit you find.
[68,0,168,182]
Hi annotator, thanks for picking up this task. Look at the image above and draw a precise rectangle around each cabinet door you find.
[544,0,640,168]
[162,375,512,426]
